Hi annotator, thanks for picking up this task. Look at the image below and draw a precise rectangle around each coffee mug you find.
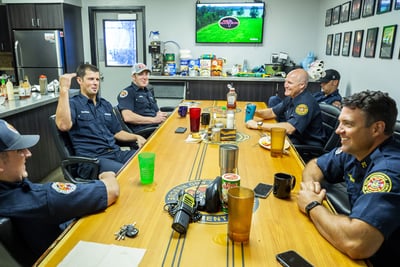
[273,173,296,199]
[178,105,188,117]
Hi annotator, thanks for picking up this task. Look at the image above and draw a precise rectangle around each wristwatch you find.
[305,201,321,218]
[257,121,263,129]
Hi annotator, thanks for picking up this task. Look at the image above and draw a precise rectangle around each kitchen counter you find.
[149,75,287,82]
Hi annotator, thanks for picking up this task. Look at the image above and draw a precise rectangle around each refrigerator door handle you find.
[14,40,21,67]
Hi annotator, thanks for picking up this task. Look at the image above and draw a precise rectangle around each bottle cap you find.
[40,74,47,78]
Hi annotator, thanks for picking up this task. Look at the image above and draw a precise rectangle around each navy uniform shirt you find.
[317,137,400,266]
[69,93,122,157]
[117,83,160,132]
[312,89,342,105]
[0,178,108,259]
[272,90,325,146]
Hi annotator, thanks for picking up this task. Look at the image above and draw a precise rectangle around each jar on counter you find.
[39,75,48,95]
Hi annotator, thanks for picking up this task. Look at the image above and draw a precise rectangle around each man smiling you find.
[117,63,168,135]
[297,90,400,266]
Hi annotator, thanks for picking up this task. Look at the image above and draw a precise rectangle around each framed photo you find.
[326,34,333,55]
[325,8,332,26]
[364,27,379,58]
[332,5,341,24]
[395,0,400,9]
[351,0,363,20]
[333,33,342,56]
[376,0,392,13]
[352,30,364,57]
[341,2,351,22]
[342,31,353,56]
[362,0,376,17]
[379,25,397,58]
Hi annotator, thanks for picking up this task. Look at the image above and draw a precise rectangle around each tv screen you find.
[196,2,265,44]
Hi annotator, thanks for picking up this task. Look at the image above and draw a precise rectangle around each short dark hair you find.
[76,63,99,79]
[342,90,398,135]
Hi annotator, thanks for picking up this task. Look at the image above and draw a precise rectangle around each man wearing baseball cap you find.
[117,63,168,136]
[314,69,342,108]
[0,119,119,265]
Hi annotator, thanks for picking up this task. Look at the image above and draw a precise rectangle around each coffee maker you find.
[148,31,163,75]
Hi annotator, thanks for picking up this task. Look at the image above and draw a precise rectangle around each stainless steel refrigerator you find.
[14,30,64,85]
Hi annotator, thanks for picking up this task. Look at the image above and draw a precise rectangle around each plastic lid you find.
[221,106,227,110]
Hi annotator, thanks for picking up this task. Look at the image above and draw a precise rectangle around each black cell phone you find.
[276,250,314,267]
[254,183,273,198]
[175,127,187,134]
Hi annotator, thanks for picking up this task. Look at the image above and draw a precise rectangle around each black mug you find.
[273,173,296,199]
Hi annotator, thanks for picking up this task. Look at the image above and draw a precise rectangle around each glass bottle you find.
[226,84,237,110]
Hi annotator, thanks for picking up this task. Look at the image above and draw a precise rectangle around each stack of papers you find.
[58,241,146,267]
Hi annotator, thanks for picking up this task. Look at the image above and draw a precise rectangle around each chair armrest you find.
[134,126,158,139]
[321,181,351,215]
[61,157,100,183]
[294,144,326,163]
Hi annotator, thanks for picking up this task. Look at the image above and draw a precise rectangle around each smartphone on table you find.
[276,250,314,267]
[175,127,187,134]
[253,182,273,198]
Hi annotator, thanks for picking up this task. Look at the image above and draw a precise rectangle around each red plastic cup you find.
[189,107,201,133]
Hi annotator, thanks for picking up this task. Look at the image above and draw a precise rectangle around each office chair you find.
[295,103,341,163]
[49,115,100,183]
[0,216,36,266]
[112,106,158,139]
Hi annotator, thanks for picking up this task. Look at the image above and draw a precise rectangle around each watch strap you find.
[305,201,321,218]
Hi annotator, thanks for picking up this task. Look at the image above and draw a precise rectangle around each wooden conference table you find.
[36,101,366,267]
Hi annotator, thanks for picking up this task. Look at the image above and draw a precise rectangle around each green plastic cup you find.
[138,152,155,184]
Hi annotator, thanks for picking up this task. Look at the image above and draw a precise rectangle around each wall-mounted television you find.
[195,2,265,44]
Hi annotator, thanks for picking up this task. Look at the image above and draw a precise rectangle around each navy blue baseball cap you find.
[0,119,39,152]
[318,69,341,83]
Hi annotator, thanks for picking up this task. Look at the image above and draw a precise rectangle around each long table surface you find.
[36,101,366,266]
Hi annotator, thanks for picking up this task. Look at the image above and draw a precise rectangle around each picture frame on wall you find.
[325,8,332,26]
[342,31,353,56]
[351,0,363,20]
[362,0,376,17]
[364,27,379,58]
[379,24,397,59]
[332,5,341,24]
[341,2,351,22]
[395,0,400,9]
[352,30,364,57]
[333,33,342,56]
[326,34,333,55]
[376,0,392,14]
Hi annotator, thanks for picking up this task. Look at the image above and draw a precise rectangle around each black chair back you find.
[319,103,341,151]
[48,115,99,183]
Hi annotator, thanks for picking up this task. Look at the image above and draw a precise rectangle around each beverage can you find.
[245,103,256,122]
[221,173,240,212]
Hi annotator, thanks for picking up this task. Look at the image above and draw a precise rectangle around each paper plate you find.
[258,136,290,150]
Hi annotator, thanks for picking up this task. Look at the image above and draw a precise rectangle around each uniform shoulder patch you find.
[51,182,77,194]
[119,90,128,98]
[362,172,392,193]
[295,104,309,116]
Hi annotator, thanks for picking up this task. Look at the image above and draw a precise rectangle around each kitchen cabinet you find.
[0,5,11,51]
[7,3,63,29]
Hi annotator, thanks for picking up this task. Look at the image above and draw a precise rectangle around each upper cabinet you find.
[0,5,11,51]
[7,4,63,29]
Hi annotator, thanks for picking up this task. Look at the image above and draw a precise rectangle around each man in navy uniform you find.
[246,68,325,146]
[56,63,146,178]
[313,69,342,108]
[117,63,168,135]
[297,90,400,266]
[0,119,119,264]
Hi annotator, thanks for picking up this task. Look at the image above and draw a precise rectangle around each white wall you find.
[81,0,320,71]
[317,0,400,102]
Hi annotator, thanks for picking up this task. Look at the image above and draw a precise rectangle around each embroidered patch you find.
[295,104,308,116]
[51,182,77,194]
[362,172,392,193]
[119,90,128,98]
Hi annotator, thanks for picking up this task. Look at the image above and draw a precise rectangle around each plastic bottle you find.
[0,79,6,97]
[226,84,237,110]
[39,74,48,95]
[6,79,14,100]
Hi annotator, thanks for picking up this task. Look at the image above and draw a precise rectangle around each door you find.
[89,7,145,106]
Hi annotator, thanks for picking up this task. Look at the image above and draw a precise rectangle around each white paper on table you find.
[58,240,146,267]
